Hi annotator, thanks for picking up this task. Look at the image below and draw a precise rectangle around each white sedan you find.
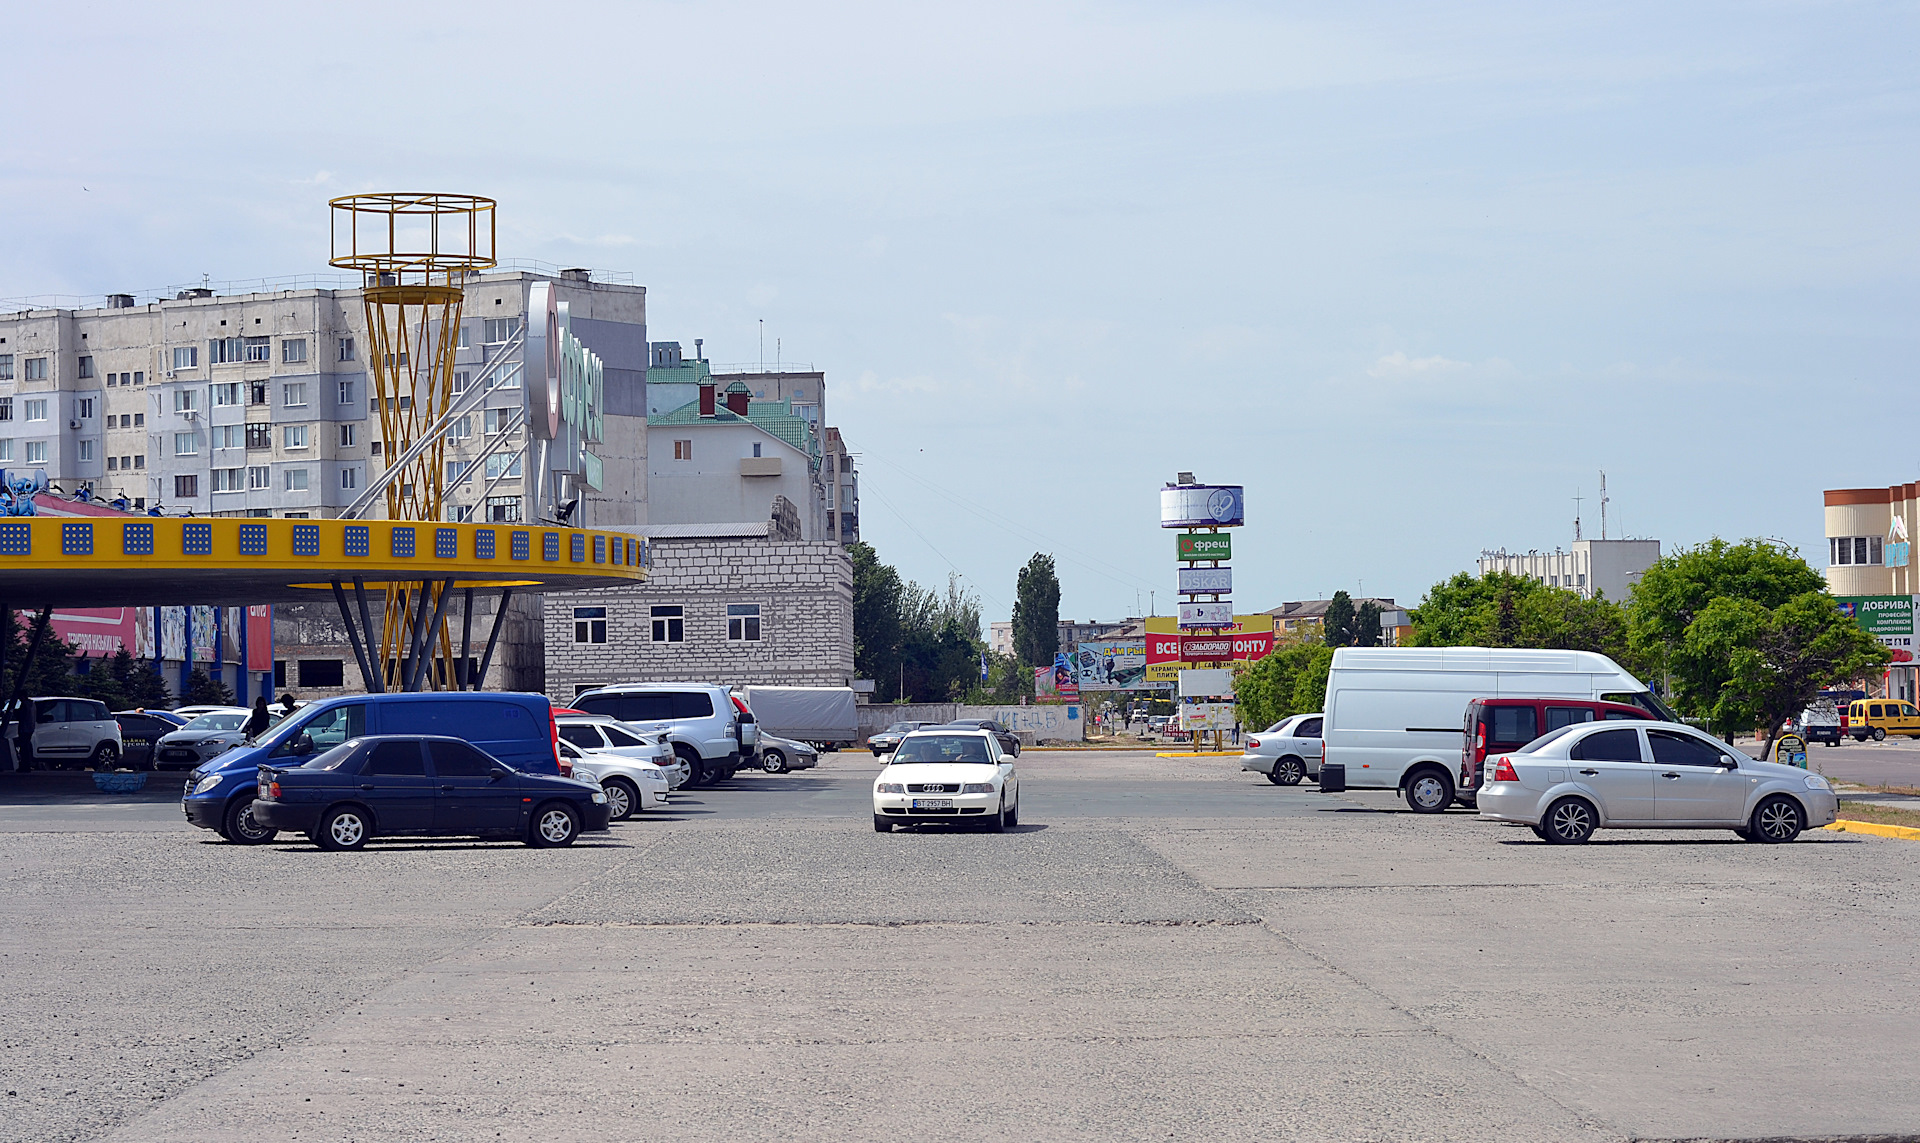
[872,728,1019,832]
[559,740,670,821]
[1239,713,1323,786]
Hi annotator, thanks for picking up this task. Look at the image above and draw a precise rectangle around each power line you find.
[862,482,1009,615]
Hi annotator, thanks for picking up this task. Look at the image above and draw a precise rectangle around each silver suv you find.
[572,683,757,786]
[6,697,123,770]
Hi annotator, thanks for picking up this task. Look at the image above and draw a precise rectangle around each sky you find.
[3,1,1916,628]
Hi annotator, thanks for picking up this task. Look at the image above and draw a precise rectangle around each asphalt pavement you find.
[1,749,1916,1142]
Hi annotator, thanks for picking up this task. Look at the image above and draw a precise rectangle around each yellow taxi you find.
[1846,699,1920,741]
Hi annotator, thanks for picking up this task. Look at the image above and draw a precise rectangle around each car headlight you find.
[961,782,994,793]
[875,782,904,794]
[591,791,608,804]
[1805,775,1831,791]
[192,774,223,794]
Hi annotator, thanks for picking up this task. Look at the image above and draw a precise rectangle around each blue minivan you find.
[182,692,559,844]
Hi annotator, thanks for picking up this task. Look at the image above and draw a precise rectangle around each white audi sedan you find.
[872,728,1019,832]
[1478,720,1838,844]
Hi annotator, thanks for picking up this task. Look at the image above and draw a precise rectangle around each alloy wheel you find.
[538,808,575,844]
[328,813,365,848]
[604,782,632,820]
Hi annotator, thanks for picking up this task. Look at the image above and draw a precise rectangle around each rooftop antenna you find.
[758,319,764,372]
[1599,470,1610,541]
[776,336,781,371]
[1573,488,1584,542]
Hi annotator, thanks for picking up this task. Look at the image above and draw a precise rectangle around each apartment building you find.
[1476,539,1661,603]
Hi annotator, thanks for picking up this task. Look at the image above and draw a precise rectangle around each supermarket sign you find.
[1177,533,1231,560]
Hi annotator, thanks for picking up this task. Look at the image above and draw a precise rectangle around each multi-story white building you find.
[1476,539,1661,603]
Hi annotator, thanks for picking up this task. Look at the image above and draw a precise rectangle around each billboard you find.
[1160,485,1244,529]
[1176,533,1231,561]
[50,608,138,657]
[1146,614,1274,680]
[1836,595,1916,658]
[1178,566,1232,594]
[1036,652,1081,700]
[1073,641,1148,691]
[1179,601,1234,628]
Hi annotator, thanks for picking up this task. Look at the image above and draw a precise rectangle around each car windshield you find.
[883,723,917,733]
[300,741,361,770]
[1517,725,1578,754]
[183,713,245,733]
[891,735,993,764]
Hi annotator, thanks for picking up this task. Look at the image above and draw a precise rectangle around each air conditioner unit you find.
[68,420,80,430]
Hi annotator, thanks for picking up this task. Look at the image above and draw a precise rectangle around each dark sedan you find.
[253,735,611,851]
[936,719,1021,757]
[867,721,925,757]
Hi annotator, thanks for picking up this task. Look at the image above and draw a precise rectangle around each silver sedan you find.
[1239,713,1323,785]
[1478,720,1838,844]
[757,733,819,774]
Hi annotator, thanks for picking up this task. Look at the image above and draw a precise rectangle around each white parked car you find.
[557,740,668,821]
[1240,714,1323,785]
[757,733,819,774]
[1477,720,1839,844]
[557,715,688,788]
[872,728,1020,832]
[7,696,124,770]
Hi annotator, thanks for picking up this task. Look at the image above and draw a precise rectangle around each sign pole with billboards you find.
[1162,477,1244,749]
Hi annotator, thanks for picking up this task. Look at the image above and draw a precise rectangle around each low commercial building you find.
[1476,539,1660,602]
[543,523,854,702]
[1264,598,1410,645]
[1823,483,1920,701]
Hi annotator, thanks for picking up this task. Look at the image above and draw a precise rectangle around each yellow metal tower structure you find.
[329,193,496,689]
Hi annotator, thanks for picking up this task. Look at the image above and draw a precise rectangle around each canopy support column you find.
[473,587,513,692]
[331,581,379,698]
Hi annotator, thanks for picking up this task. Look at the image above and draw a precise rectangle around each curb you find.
[1154,751,1244,758]
[1824,819,1920,841]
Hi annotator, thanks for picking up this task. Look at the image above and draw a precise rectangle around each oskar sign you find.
[525,281,605,493]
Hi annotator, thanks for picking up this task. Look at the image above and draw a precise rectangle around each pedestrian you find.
[277,691,298,717]
[242,695,271,739]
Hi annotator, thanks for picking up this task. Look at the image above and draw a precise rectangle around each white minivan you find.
[1321,647,1675,813]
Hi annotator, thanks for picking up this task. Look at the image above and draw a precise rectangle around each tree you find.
[1352,600,1383,648]
[849,541,905,701]
[1233,632,1335,730]
[1322,591,1355,648]
[1629,539,1885,750]
[182,667,234,706]
[1011,553,1060,668]
[1409,571,1630,663]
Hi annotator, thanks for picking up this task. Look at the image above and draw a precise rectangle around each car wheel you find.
[1010,741,1020,757]
[91,742,120,771]
[762,750,788,774]
[1749,795,1804,844]
[676,746,706,787]
[987,795,1008,833]
[314,806,368,851]
[1529,823,1548,841]
[1541,797,1596,844]
[529,802,581,848]
[1404,768,1453,813]
[1005,793,1019,828]
[873,814,892,832]
[224,796,279,845]
[1269,757,1305,786]
[602,778,638,821]
[1872,727,1887,742]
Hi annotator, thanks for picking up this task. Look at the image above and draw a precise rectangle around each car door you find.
[1290,717,1324,774]
[427,739,523,835]
[990,735,1017,807]
[1567,727,1655,824]
[1896,702,1920,738]
[1648,729,1749,823]
[31,700,74,760]
[356,739,435,834]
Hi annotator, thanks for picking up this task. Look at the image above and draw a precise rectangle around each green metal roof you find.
[652,398,821,467]
[645,360,712,387]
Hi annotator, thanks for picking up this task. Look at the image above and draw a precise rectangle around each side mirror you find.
[290,733,314,756]
[489,766,512,781]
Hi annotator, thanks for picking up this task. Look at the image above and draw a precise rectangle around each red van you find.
[1459,697,1654,801]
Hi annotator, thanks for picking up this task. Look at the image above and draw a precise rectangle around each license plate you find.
[911,798,952,810]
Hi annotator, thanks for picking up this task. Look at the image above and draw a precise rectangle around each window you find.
[1831,536,1884,567]
[1544,706,1596,732]
[0,399,9,423]
[338,337,355,361]
[427,739,496,777]
[495,366,520,389]
[244,336,270,362]
[727,603,761,642]
[382,351,410,369]
[108,456,117,470]
[752,442,762,457]
[573,606,607,644]
[296,659,345,688]
[483,408,513,435]
[1569,728,1643,762]
[446,460,470,484]
[174,473,198,498]
[283,424,309,449]
[447,415,472,440]
[446,504,475,522]
[457,326,471,350]
[23,357,47,381]
[211,467,244,492]
[75,398,94,419]
[281,338,307,364]
[133,412,144,427]
[77,356,93,379]
[337,379,355,404]
[173,432,198,456]
[209,337,242,364]
[485,495,521,522]
[78,440,94,462]
[173,389,197,413]
[244,423,270,450]
[483,317,518,343]
[484,454,521,480]
[341,467,358,490]
[132,371,143,385]
[213,382,241,407]
[284,468,309,491]
[650,606,685,643]
[0,356,11,380]
[363,740,424,775]
[1485,705,1537,746]
[247,465,271,490]
[338,423,357,447]
[133,455,144,468]
[23,399,46,423]
[173,346,198,370]
[212,425,243,450]
[1647,729,1732,768]
[24,441,45,464]
[282,382,308,407]
[452,371,471,394]
[249,380,269,406]
[673,439,692,460]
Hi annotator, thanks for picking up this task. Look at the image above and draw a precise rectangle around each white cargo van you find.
[1322,647,1673,813]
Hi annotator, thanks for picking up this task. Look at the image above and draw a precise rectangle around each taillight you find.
[1492,757,1518,783]
[1474,724,1486,763]
[550,708,567,776]
[1246,738,1261,749]
[268,780,282,798]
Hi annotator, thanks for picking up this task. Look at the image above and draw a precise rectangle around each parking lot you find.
[3,747,1918,1142]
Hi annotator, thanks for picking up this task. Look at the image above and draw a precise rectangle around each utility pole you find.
[1599,471,1610,541]
[1573,490,1584,542]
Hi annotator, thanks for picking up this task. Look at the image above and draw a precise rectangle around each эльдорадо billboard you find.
[1145,615,1272,681]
